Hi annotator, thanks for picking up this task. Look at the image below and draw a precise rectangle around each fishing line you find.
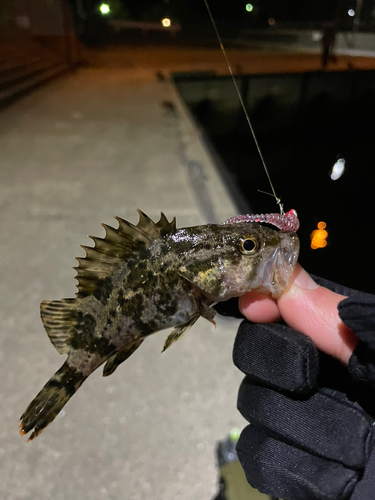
[202,0,284,215]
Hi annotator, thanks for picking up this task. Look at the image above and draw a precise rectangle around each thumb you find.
[278,265,358,364]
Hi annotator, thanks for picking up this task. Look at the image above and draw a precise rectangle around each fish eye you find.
[239,236,258,255]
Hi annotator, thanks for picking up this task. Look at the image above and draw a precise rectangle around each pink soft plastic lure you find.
[222,209,299,233]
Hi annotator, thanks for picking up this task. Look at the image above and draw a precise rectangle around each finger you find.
[233,322,319,393]
[238,378,372,469]
[279,265,359,364]
[239,264,359,364]
[239,291,280,323]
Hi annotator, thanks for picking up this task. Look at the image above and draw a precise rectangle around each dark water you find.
[175,70,375,293]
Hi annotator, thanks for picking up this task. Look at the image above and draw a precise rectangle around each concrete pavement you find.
[0,67,249,500]
[83,43,375,74]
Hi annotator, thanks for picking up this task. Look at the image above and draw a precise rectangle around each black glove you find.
[231,277,375,500]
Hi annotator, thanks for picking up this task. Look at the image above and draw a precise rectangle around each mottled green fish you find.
[20,210,299,440]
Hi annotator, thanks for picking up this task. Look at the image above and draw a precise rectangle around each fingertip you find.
[278,272,358,364]
[291,263,319,290]
[239,291,281,323]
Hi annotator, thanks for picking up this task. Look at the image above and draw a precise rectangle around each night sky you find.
[111,0,371,27]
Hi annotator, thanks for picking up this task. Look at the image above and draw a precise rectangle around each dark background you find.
[68,0,375,43]
[175,68,375,294]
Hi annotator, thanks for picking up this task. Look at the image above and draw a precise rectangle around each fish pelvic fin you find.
[19,361,86,441]
[40,299,80,354]
[103,339,143,377]
[162,316,200,353]
[199,302,217,326]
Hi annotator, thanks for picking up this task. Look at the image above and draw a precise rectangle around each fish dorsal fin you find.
[75,210,176,297]
[156,212,176,236]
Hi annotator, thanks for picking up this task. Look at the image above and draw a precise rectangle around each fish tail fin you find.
[19,361,86,441]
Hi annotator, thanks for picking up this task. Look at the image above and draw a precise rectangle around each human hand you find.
[239,264,358,364]
[233,265,375,500]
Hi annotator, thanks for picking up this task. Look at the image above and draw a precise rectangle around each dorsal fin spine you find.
[114,216,151,241]
[89,236,128,251]
[75,211,176,297]
[80,245,118,262]
[135,210,160,238]
[101,224,130,244]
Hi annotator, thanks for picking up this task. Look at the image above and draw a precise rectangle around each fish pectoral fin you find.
[103,339,143,377]
[162,316,199,353]
[178,263,221,298]
[199,302,216,326]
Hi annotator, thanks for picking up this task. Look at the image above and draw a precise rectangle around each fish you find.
[19,210,299,441]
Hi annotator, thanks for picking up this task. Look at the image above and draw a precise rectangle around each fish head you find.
[176,223,299,301]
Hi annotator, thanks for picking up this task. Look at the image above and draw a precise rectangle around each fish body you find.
[20,211,299,440]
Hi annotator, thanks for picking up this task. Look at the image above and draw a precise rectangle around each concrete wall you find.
[174,69,375,135]
[0,0,79,69]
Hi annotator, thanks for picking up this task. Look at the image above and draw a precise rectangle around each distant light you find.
[99,3,110,14]
[268,18,275,26]
[348,9,355,17]
[162,17,171,27]
[311,222,328,250]
[312,31,322,42]
[330,158,345,180]
[246,3,254,12]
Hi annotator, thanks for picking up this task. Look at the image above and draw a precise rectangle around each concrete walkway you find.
[84,43,375,74]
[0,67,249,500]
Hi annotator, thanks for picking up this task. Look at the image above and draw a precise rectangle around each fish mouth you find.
[261,233,300,298]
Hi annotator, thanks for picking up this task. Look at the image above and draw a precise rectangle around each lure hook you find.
[257,190,285,215]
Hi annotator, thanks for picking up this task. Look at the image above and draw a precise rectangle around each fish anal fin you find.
[162,316,199,353]
[103,339,143,377]
[40,299,79,354]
